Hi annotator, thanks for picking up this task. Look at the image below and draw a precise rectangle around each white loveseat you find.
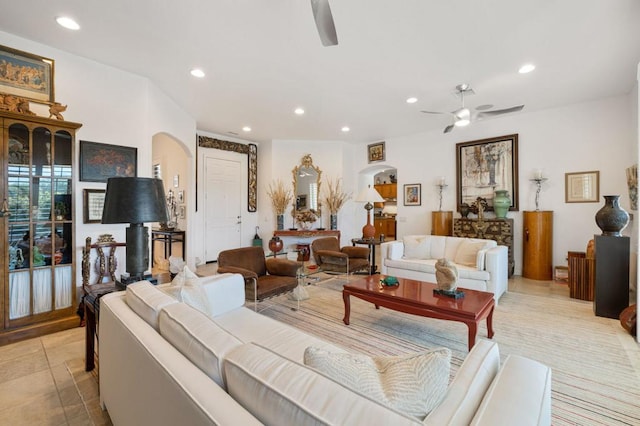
[381,235,509,302]
[99,274,551,425]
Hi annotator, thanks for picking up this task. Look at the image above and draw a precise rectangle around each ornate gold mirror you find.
[292,154,322,216]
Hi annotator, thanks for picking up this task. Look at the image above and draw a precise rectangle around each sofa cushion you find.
[403,235,430,259]
[126,280,178,330]
[159,302,243,388]
[424,340,500,426]
[454,240,488,268]
[224,343,420,425]
[304,346,451,420]
[212,306,345,362]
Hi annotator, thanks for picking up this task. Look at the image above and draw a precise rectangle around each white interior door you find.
[204,156,242,262]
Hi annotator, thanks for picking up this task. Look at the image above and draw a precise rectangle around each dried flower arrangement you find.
[323,177,351,214]
[295,209,317,224]
[266,179,293,215]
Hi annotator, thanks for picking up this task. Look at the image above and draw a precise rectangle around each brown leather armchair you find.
[311,237,370,274]
[217,246,300,303]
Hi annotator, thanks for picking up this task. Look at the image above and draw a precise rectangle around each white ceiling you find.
[1,0,639,143]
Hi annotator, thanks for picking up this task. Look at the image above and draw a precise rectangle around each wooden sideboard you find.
[453,218,514,277]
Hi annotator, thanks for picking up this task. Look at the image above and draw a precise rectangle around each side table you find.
[84,282,118,372]
[151,229,186,266]
[351,238,381,275]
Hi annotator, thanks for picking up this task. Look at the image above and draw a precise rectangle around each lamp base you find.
[362,202,375,239]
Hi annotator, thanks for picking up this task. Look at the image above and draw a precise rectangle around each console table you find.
[453,218,514,277]
[151,229,186,265]
[273,229,340,241]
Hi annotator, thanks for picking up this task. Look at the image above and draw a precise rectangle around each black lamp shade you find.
[102,177,170,283]
[102,177,169,224]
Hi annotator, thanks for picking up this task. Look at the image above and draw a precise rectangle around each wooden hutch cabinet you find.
[1,111,82,345]
[453,218,514,277]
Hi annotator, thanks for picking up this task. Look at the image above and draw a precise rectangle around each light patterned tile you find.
[0,389,66,426]
[45,339,84,368]
[41,326,84,351]
[0,336,42,361]
[0,350,49,384]
[0,369,57,412]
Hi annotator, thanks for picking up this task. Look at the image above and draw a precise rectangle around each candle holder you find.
[436,183,448,211]
[530,177,548,211]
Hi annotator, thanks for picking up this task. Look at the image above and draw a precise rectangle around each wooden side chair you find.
[78,234,125,372]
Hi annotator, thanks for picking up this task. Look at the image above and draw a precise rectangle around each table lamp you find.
[355,185,384,239]
[102,177,169,287]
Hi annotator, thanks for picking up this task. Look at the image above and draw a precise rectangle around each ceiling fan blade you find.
[476,105,524,119]
[310,0,338,46]
[443,124,454,134]
[421,110,447,115]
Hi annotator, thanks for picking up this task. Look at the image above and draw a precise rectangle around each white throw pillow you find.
[168,266,210,316]
[304,347,451,420]
[403,236,430,259]
[454,240,488,268]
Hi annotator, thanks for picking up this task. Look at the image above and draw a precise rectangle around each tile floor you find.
[1,266,635,425]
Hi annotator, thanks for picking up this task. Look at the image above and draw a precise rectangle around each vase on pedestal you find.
[330,214,338,230]
[268,236,284,253]
[493,190,510,219]
[276,214,284,230]
[595,195,629,236]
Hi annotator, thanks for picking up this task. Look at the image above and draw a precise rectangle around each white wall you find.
[351,94,636,275]
[0,31,196,284]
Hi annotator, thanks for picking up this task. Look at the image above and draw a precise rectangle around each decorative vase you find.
[595,195,629,236]
[459,203,470,218]
[268,236,284,253]
[493,190,510,219]
[299,221,312,230]
[276,214,284,230]
[330,214,338,230]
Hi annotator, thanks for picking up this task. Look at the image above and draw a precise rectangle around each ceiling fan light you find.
[454,118,470,127]
[454,108,470,120]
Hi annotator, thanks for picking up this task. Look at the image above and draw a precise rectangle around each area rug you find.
[259,278,640,425]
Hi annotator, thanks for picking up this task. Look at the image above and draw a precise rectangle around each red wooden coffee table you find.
[342,274,495,350]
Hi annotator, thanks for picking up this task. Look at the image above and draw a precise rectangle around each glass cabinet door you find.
[5,122,74,325]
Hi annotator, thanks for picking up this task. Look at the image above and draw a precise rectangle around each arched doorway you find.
[151,132,191,271]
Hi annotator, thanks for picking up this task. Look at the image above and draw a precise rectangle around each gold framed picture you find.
[0,44,54,103]
[368,141,385,163]
[565,171,599,203]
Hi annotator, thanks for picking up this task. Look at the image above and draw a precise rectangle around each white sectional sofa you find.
[381,235,509,302]
[99,274,551,425]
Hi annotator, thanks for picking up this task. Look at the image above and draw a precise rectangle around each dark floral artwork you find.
[79,141,137,182]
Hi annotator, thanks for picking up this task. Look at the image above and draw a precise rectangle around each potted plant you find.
[267,179,293,230]
[323,177,350,230]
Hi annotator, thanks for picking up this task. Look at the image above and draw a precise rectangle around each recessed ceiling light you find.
[56,16,80,30]
[341,126,350,132]
[519,63,536,74]
[294,107,305,115]
[190,68,205,78]
[242,126,251,132]
[406,97,418,104]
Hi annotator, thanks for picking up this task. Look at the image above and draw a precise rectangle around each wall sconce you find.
[530,169,548,211]
[436,177,447,211]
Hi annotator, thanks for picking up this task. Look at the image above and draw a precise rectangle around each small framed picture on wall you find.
[404,184,421,206]
[368,141,385,163]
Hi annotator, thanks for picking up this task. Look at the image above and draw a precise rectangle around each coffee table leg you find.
[487,305,495,339]
[342,291,351,325]
[467,322,478,351]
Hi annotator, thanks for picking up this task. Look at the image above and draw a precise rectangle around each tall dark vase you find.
[276,214,284,231]
[595,195,629,236]
[330,214,338,230]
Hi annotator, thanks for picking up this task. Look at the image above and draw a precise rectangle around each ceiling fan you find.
[421,84,524,133]
[310,0,338,46]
